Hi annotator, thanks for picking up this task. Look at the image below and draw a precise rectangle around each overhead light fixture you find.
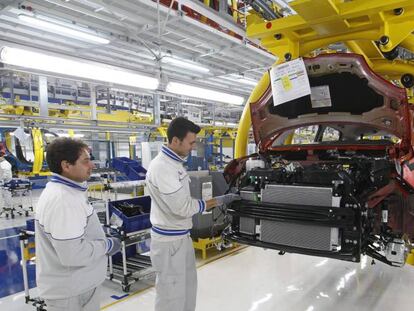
[238,79,258,86]
[57,133,84,138]
[181,102,204,108]
[166,82,244,106]
[225,75,258,87]
[215,121,238,127]
[0,46,159,90]
[162,56,210,73]
[18,15,110,44]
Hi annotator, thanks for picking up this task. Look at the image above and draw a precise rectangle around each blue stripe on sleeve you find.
[107,238,113,253]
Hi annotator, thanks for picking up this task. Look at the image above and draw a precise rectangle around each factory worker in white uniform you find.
[35,138,121,311]
[146,117,240,311]
[0,150,12,210]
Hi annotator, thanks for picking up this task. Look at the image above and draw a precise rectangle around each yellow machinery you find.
[407,249,414,265]
[193,236,223,260]
[193,236,239,260]
[236,0,414,158]
[0,97,153,127]
[31,128,44,175]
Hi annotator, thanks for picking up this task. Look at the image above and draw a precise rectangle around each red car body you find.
[225,53,414,266]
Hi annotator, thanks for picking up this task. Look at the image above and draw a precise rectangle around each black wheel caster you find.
[122,285,130,292]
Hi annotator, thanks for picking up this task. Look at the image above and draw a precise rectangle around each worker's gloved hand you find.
[215,193,241,206]
[106,237,121,256]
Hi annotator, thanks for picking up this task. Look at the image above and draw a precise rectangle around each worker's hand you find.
[106,237,121,256]
[215,193,241,206]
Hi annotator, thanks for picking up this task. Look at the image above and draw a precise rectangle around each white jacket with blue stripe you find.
[146,146,206,241]
[34,174,113,299]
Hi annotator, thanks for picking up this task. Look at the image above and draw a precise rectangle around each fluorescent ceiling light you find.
[215,121,237,127]
[181,102,204,108]
[162,56,210,73]
[0,46,159,90]
[57,133,84,138]
[167,82,244,106]
[225,75,258,86]
[238,78,258,86]
[18,15,110,44]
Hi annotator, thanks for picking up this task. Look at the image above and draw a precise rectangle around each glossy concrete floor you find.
[103,246,414,311]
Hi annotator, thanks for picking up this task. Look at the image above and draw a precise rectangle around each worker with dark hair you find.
[35,137,121,311]
[146,117,240,311]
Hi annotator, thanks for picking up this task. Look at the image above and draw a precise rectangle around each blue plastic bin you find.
[111,157,147,180]
[109,196,151,233]
[26,219,35,232]
[125,165,147,180]
[112,157,136,172]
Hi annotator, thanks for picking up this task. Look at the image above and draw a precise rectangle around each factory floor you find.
[1,191,414,311]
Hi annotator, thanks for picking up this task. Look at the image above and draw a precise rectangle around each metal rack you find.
[103,199,154,292]
[19,229,47,311]
[88,169,145,202]
[1,179,33,219]
[106,227,153,292]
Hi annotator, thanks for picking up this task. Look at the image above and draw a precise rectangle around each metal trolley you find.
[19,227,46,311]
[1,179,34,219]
[106,224,153,292]
[103,197,154,292]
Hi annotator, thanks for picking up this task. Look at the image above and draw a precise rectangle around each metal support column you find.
[106,132,112,166]
[9,73,14,105]
[90,85,97,121]
[91,132,100,161]
[129,136,137,159]
[106,88,111,113]
[38,76,48,117]
[220,138,223,165]
[153,93,161,126]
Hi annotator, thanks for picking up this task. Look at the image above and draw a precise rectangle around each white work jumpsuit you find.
[0,158,12,209]
[146,146,206,311]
